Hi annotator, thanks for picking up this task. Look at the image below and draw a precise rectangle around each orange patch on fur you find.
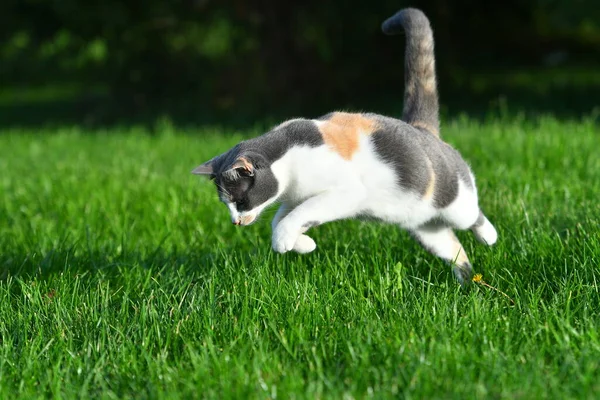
[232,157,254,173]
[318,112,377,160]
[423,158,436,200]
[240,214,256,225]
[451,235,469,266]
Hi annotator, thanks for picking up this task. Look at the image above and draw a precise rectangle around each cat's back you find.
[253,112,474,208]
[313,111,469,170]
[311,112,475,209]
[313,111,457,159]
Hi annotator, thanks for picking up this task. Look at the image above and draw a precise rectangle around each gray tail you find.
[382,8,440,136]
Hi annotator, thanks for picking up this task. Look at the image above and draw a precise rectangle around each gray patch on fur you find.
[471,210,486,228]
[208,119,324,212]
[382,8,439,136]
[370,116,473,208]
[246,119,324,164]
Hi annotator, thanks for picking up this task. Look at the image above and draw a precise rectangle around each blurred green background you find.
[1,0,599,126]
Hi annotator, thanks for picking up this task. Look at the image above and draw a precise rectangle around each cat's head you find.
[192,147,279,225]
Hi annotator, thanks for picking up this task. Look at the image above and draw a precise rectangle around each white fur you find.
[440,178,480,230]
[224,201,240,224]
[412,224,472,284]
[413,227,463,260]
[472,216,498,245]
[260,126,493,258]
[292,234,317,253]
[226,192,279,226]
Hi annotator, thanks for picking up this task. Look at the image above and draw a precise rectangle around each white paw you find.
[293,234,317,254]
[272,224,300,254]
[473,218,498,246]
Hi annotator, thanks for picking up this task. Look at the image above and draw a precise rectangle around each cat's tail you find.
[382,8,440,137]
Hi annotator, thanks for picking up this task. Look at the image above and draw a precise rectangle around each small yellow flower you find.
[471,273,515,305]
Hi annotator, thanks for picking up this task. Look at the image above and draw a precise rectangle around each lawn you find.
[0,114,599,399]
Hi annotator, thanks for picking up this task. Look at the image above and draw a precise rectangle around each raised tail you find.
[382,8,440,136]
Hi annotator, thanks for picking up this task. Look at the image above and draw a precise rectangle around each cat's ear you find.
[229,157,254,177]
[191,161,214,176]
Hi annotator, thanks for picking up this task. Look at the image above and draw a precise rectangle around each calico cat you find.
[192,8,497,284]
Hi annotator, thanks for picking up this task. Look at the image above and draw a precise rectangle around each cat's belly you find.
[359,188,438,228]
[353,141,438,228]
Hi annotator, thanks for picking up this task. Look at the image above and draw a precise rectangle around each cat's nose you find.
[232,219,241,225]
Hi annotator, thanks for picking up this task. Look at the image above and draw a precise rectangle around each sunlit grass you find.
[1,114,599,398]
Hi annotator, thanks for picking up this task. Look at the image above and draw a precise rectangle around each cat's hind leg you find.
[412,223,473,285]
[272,203,317,254]
[470,210,497,246]
[439,182,497,246]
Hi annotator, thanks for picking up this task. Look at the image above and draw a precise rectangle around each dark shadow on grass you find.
[0,246,225,283]
[0,231,460,291]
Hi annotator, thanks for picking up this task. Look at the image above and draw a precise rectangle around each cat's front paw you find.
[293,234,316,254]
[272,224,300,254]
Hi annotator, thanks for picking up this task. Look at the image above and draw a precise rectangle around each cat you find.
[191,8,497,284]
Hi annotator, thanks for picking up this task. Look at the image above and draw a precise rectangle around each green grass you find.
[1,114,599,399]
